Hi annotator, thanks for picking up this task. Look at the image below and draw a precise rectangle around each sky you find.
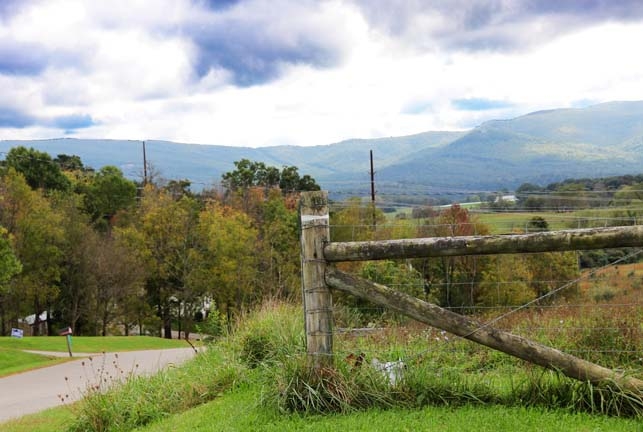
[2,0,643,148]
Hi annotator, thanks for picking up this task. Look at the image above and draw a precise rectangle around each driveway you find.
[0,347,199,423]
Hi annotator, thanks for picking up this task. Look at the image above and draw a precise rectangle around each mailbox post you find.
[59,327,73,357]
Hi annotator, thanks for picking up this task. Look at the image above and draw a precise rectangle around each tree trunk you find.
[325,267,643,392]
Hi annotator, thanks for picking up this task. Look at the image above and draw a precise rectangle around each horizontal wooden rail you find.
[324,225,643,262]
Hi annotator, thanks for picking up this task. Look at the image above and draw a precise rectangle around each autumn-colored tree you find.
[90,236,145,336]
[0,226,22,335]
[479,255,535,307]
[51,192,97,334]
[330,197,386,242]
[192,202,259,320]
[414,204,491,310]
[119,186,200,338]
[257,190,301,299]
[525,251,580,302]
[0,169,65,334]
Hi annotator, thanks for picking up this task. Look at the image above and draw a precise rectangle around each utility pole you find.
[142,140,148,186]
[370,150,376,229]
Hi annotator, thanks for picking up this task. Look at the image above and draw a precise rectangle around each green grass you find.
[0,348,73,377]
[475,211,572,234]
[133,385,643,432]
[0,336,190,353]
[0,406,76,432]
[2,302,643,432]
[3,384,640,432]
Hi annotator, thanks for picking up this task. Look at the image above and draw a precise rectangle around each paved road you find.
[0,348,199,423]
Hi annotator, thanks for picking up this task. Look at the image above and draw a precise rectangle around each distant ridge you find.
[3,101,643,196]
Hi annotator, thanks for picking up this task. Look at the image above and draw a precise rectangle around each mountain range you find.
[2,101,643,198]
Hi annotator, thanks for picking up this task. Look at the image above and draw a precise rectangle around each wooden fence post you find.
[300,191,333,369]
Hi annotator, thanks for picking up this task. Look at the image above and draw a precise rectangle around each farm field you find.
[387,204,643,235]
[475,211,576,233]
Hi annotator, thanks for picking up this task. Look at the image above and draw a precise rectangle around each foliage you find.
[0,168,65,334]
[0,227,21,286]
[222,159,319,194]
[330,197,386,242]
[414,205,491,310]
[82,166,137,230]
[2,146,71,192]
[192,201,259,317]
[195,305,226,340]
[346,261,428,324]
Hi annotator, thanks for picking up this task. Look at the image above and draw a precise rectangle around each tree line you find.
[0,146,584,336]
[0,149,318,337]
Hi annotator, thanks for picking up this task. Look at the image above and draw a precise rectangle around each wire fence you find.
[324,196,643,374]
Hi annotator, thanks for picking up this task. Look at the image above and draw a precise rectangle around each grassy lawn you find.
[133,386,643,432]
[0,348,72,378]
[0,335,191,353]
[0,406,76,432]
[0,336,192,378]
[2,385,640,432]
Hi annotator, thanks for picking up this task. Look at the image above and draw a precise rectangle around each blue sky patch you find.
[453,98,513,111]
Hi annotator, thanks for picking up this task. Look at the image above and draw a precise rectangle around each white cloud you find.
[2,0,643,146]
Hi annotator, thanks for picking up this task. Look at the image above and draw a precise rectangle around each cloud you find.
[0,100,94,132]
[51,114,95,130]
[349,0,643,52]
[0,0,23,19]
[0,42,49,75]
[0,107,36,128]
[199,0,241,11]
[188,0,353,86]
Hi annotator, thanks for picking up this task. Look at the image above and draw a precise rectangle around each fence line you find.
[300,191,643,391]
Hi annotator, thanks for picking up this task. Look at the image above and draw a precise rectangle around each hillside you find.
[2,101,643,195]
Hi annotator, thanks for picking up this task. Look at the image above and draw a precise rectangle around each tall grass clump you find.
[230,300,306,368]
[68,301,304,432]
[264,354,407,414]
[67,348,244,432]
[512,370,643,418]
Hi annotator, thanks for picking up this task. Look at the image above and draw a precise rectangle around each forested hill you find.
[3,100,643,193]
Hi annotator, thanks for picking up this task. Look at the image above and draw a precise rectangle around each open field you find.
[475,211,574,233]
[387,204,643,235]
